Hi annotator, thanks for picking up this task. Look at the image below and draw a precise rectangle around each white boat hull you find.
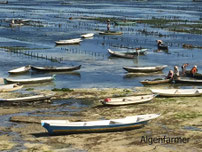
[151,89,202,97]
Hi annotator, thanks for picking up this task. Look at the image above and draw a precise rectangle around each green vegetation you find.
[175,112,202,119]
[0,46,49,52]
[25,88,34,91]
[52,88,74,92]
[0,46,29,51]
[80,16,202,35]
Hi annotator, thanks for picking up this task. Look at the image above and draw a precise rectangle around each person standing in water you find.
[174,66,180,79]
[107,19,110,31]
[181,63,189,76]
[190,65,198,77]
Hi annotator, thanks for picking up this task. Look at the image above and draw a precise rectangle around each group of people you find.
[105,19,199,80]
[166,63,198,79]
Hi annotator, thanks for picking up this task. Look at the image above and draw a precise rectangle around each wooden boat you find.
[157,43,168,50]
[175,77,202,84]
[123,72,163,79]
[140,78,172,85]
[99,31,123,35]
[108,49,146,59]
[185,71,202,79]
[123,65,167,73]
[55,38,82,45]
[122,48,147,55]
[0,1,8,4]
[0,94,53,102]
[114,21,136,26]
[81,33,94,38]
[41,114,160,135]
[108,49,135,59]
[0,84,23,92]
[9,19,24,27]
[151,89,202,97]
[4,75,55,84]
[31,65,81,72]
[8,65,31,74]
[100,94,156,106]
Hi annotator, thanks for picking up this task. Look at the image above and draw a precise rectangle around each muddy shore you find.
[0,87,202,152]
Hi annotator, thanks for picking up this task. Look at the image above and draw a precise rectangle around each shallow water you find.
[0,0,202,90]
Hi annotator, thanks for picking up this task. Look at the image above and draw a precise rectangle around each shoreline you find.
[0,87,202,151]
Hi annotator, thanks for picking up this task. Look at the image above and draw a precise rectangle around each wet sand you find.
[0,88,202,152]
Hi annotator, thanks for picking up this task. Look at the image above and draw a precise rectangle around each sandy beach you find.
[0,87,202,152]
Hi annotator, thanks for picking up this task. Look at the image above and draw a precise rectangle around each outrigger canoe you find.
[99,31,123,35]
[123,65,167,73]
[8,65,31,74]
[175,77,202,84]
[81,33,94,38]
[31,65,81,72]
[0,94,53,102]
[100,94,156,106]
[55,38,82,45]
[4,75,55,84]
[41,114,160,135]
[140,78,172,85]
[151,89,202,97]
[0,84,23,92]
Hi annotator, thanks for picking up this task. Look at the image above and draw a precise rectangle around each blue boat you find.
[41,114,160,135]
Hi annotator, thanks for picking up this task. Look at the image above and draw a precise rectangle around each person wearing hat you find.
[107,19,110,31]
[174,66,180,79]
[190,65,198,77]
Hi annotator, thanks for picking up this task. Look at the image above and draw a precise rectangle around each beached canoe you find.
[123,65,167,73]
[100,94,156,106]
[8,65,31,74]
[0,84,23,92]
[151,89,202,97]
[0,94,53,102]
[41,114,160,135]
[4,75,55,84]
[175,77,202,84]
[99,31,123,35]
[114,21,136,26]
[55,38,82,45]
[81,33,94,38]
[108,49,135,59]
[140,78,172,85]
[31,65,81,72]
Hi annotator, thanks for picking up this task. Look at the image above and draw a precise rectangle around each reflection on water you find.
[0,0,201,89]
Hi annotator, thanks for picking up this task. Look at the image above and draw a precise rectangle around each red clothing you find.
[191,67,198,74]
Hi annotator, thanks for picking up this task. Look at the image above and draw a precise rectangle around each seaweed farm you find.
[0,0,202,152]
[0,0,201,89]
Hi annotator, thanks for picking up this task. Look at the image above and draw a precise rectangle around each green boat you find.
[99,31,123,35]
[114,21,136,26]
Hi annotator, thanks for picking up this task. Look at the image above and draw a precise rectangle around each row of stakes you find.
[6,48,107,62]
